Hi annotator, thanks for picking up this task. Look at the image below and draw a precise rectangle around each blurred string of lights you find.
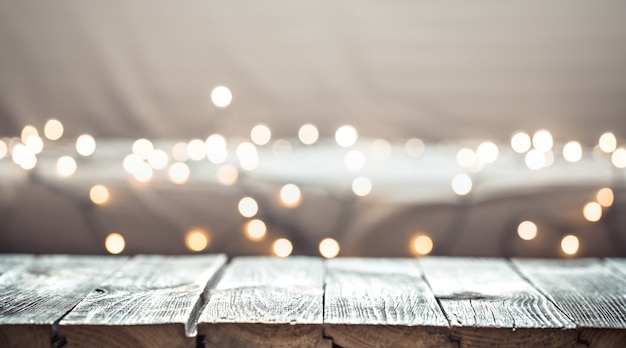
[0,85,625,258]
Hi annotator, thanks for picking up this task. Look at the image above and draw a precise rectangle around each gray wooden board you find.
[513,258,626,347]
[324,258,454,348]
[420,257,577,347]
[605,258,626,277]
[0,255,127,348]
[198,256,330,347]
[0,254,32,274]
[58,254,226,348]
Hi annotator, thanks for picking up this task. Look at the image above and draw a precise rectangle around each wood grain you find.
[513,258,626,347]
[420,257,577,347]
[0,254,32,274]
[0,255,126,348]
[324,258,454,348]
[59,254,226,348]
[198,256,330,347]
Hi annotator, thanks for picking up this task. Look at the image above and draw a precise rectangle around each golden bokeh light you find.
[451,174,472,196]
[56,156,77,177]
[89,185,110,205]
[245,219,267,241]
[236,142,259,171]
[132,162,153,183]
[596,188,614,208]
[172,142,189,162]
[250,124,272,146]
[76,134,96,156]
[25,135,44,155]
[20,125,38,144]
[583,201,602,222]
[132,138,154,159]
[185,229,210,252]
[105,233,125,254]
[238,197,259,217]
[598,132,617,153]
[517,220,537,241]
[525,149,546,170]
[44,119,64,140]
[335,125,358,148]
[319,238,340,258]
[211,86,232,108]
[186,139,207,161]
[216,164,238,186]
[476,141,498,163]
[456,148,477,169]
[273,238,293,257]
[147,149,169,170]
[168,162,190,184]
[411,234,434,256]
[611,147,626,168]
[352,176,372,197]
[279,184,302,208]
[562,141,582,163]
[511,131,531,153]
[532,129,553,152]
[561,235,579,255]
[298,124,319,145]
[206,134,228,164]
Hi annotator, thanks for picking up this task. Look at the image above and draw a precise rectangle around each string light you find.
[185,229,210,252]
[405,138,425,158]
[279,184,302,208]
[517,221,537,241]
[583,202,602,222]
[250,124,272,146]
[611,147,626,168]
[147,149,169,170]
[561,235,579,255]
[132,138,154,159]
[44,119,64,140]
[344,150,365,172]
[211,86,232,108]
[89,185,110,205]
[451,174,472,196]
[186,139,207,161]
[168,162,190,184]
[76,134,96,156]
[596,188,614,208]
[352,176,372,197]
[273,238,293,257]
[319,238,340,258]
[206,134,227,164]
[476,141,499,163]
[335,125,357,148]
[216,164,238,186]
[371,139,392,159]
[298,124,319,145]
[238,197,258,218]
[598,132,617,153]
[511,132,531,153]
[56,156,77,177]
[245,219,267,241]
[532,129,553,152]
[562,141,582,163]
[411,234,433,256]
[105,233,125,254]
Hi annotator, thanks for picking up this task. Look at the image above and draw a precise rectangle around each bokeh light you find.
[335,125,358,148]
[344,150,365,172]
[236,142,259,171]
[583,202,602,222]
[20,125,38,144]
[216,164,238,186]
[89,185,110,205]
[238,197,258,217]
[168,162,190,184]
[561,235,579,255]
[298,124,319,145]
[611,147,626,168]
[211,86,232,108]
[405,138,425,158]
[25,135,44,155]
[319,238,340,258]
[185,229,210,252]
[598,132,617,153]
[451,174,472,196]
[476,141,499,163]
[44,119,64,140]
[511,132,531,153]
[272,139,292,157]
[56,156,77,177]
[250,124,272,146]
[371,139,392,159]
[273,238,293,257]
[532,129,553,152]
[411,234,433,256]
[76,134,96,156]
[105,233,125,254]
[172,142,189,162]
[456,148,477,169]
[562,141,582,163]
[132,162,153,182]
[352,176,372,197]
[245,219,267,241]
[187,139,207,161]
[147,149,169,170]
[596,188,614,208]
[517,221,537,241]
[280,184,302,208]
[132,138,154,159]
[525,149,546,170]
[206,134,228,164]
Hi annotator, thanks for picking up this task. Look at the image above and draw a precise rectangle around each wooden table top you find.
[0,254,624,348]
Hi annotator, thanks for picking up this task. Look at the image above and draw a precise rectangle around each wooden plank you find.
[605,258,626,277]
[59,254,226,348]
[198,256,330,348]
[0,255,126,348]
[0,254,32,274]
[420,257,577,347]
[513,258,626,347]
[324,258,453,348]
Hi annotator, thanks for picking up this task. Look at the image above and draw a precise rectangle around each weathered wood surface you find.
[514,258,626,347]
[420,257,577,347]
[0,255,126,348]
[198,256,330,348]
[0,254,32,274]
[324,258,453,348]
[58,254,226,348]
[605,258,626,276]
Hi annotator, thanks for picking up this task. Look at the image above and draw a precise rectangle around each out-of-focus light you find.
[371,139,392,159]
[352,176,372,197]
[132,162,153,183]
[148,149,169,170]
[344,150,365,172]
[477,141,499,163]
[238,197,258,217]
[211,86,232,108]
[405,138,425,158]
[250,124,271,146]
[132,138,154,159]
[411,234,433,256]
[451,174,472,196]
[76,134,96,156]
[543,150,554,168]
[44,119,64,140]
[561,235,579,255]
[245,219,267,241]
[596,188,614,208]
[185,229,209,252]
[511,132,531,153]
[206,134,227,164]
[272,139,292,157]
[599,132,617,153]
[319,238,340,258]
[532,129,553,152]
[611,147,626,168]
[89,185,110,205]
[172,142,189,162]
[236,142,259,171]
[298,124,319,145]
[123,154,143,174]
[525,149,546,170]
[583,201,602,222]
[273,238,293,257]
[13,144,37,170]
[105,233,125,254]
[187,139,207,161]
[517,221,537,241]
[216,164,238,186]
[279,184,302,208]
[563,141,582,163]
[0,139,7,159]
[168,162,190,184]
[56,156,77,177]
[456,148,477,169]
[335,125,357,148]
[25,135,44,155]
[21,125,38,144]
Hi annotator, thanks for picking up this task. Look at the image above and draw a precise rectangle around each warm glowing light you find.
[25,135,44,155]
[185,229,209,252]
[456,148,477,169]
[123,154,143,174]
[56,156,77,177]
[411,234,433,255]
[599,132,617,153]
[206,134,227,164]
[272,139,292,157]
[371,139,392,159]
[532,129,553,152]
[238,197,258,217]
[405,138,425,158]
[517,221,537,241]
[562,141,582,163]
[319,238,340,258]
[132,162,153,182]
[44,119,64,140]
[211,86,232,108]
[245,219,267,241]
[21,125,38,144]
[236,142,259,171]
[11,144,37,170]
[335,125,358,148]
[298,124,319,145]
[168,162,190,184]
[477,141,499,163]
[352,176,372,197]
[525,149,546,170]
[611,147,626,168]
[132,138,154,159]
[596,188,614,208]
[280,184,302,208]
[147,149,169,170]
[583,201,602,222]
[561,235,579,255]
[187,139,207,161]
[0,140,7,159]
[172,142,189,162]
[76,134,96,156]
[273,238,293,257]
[216,164,238,186]
[250,124,272,146]
[89,185,110,205]
[105,233,125,254]
[451,174,472,196]
[511,132,531,153]
[344,150,365,172]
